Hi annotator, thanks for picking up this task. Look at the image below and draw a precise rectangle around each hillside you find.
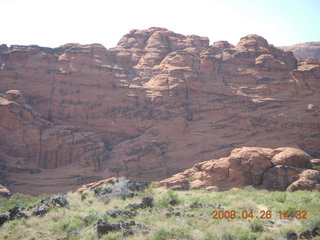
[0,179,319,240]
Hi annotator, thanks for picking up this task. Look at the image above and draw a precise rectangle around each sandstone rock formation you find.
[156,147,320,191]
[280,42,320,60]
[0,28,319,194]
[0,90,106,194]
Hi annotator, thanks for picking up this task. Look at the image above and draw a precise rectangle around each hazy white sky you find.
[1,0,319,48]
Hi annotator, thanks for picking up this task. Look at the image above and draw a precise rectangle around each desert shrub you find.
[103,232,123,240]
[250,219,264,232]
[0,193,49,212]
[236,228,258,240]
[0,92,5,98]
[84,232,97,240]
[187,176,196,182]
[202,234,216,240]
[231,199,256,211]
[278,205,296,218]
[273,192,287,203]
[153,228,172,240]
[82,210,98,225]
[50,215,83,233]
[152,227,191,240]
[156,189,182,208]
[148,181,158,188]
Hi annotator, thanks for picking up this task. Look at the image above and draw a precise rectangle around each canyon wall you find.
[0,28,319,194]
[280,42,320,60]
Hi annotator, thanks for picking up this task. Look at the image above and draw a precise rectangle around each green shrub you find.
[103,232,123,240]
[312,164,320,171]
[148,181,158,188]
[153,228,174,240]
[274,192,287,203]
[50,215,84,233]
[82,210,98,225]
[236,228,258,240]
[0,92,4,98]
[84,232,97,240]
[0,193,49,213]
[156,189,182,208]
[250,219,264,232]
[187,176,196,182]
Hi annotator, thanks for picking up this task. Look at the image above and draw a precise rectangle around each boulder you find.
[8,207,28,220]
[157,147,320,191]
[105,209,138,218]
[141,196,154,208]
[51,196,69,207]
[271,147,312,168]
[0,214,9,226]
[32,205,48,217]
[95,220,121,236]
[287,170,320,191]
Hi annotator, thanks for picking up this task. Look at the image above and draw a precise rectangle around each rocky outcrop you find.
[156,147,320,191]
[280,42,320,60]
[0,28,320,194]
[0,184,11,197]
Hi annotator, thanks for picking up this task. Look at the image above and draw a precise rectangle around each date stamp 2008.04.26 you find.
[212,210,308,220]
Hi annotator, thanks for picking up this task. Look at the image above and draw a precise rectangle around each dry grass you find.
[0,185,319,240]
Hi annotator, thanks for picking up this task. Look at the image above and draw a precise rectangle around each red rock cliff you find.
[0,28,319,194]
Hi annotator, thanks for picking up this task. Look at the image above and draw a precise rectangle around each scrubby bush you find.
[0,193,49,213]
[156,189,182,208]
[250,219,264,232]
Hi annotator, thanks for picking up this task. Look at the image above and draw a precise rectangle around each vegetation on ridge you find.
[0,180,319,240]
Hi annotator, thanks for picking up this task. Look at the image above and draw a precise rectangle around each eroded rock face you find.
[280,42,320,60]
[0,28,320,194]
[0,90,106,194]
[156,147,320,191]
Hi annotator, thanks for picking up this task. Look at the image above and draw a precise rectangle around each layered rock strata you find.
[0,28,319,193]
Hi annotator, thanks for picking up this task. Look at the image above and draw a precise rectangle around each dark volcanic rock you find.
[32,205,48,217]
[285,232,298,240]
[8,207,28,220]
[126,180,149,192]
[106,209,138,218]
[95,220,121,235]
[125,196,154,210]
[0,214,9,226]
[51,196,69,207]
[299,230,312,239]
[311,225,320,236]
[141,196,154,207]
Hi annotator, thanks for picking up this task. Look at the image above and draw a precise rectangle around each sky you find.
[0,0,319,48]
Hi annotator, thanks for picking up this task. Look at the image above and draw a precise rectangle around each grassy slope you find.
[0,186,319,240]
